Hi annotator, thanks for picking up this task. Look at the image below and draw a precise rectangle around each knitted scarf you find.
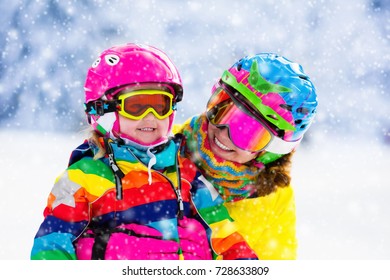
[181,114,260,202]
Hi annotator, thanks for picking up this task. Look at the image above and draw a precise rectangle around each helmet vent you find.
[298,74,308,80]
[295,119,302,124]
[267,114,279,121]
[296,107,310,114]
[105,54,120,66]
[236,59,243,71]
[92,57,101,68]
[280,104,292,111]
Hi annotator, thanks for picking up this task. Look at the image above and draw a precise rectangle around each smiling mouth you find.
[139,127,155,131]
[214,136,233,151]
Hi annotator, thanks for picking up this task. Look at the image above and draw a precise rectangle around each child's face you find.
[118,112,170,145]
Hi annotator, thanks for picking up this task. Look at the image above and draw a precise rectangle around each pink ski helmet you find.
[84,43,183,137]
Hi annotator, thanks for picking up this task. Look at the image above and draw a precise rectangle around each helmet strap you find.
[84,100,119,116]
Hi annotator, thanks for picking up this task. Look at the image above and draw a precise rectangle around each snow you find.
[1,129,390,260]
[292,131,390,259]
[0,0,389,261]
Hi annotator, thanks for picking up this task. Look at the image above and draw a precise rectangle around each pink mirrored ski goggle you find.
[206,86,299,154]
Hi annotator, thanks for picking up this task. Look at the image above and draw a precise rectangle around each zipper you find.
[105,136,185,259]
[111,138,184,219]
[104,138,125,200]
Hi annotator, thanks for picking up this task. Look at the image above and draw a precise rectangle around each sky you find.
[0,0,389,261]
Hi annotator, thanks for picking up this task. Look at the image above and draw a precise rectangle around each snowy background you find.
[1,0,389,260]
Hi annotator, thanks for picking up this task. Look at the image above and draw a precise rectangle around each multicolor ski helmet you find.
[208,53,317,164]
[83,43,183,138]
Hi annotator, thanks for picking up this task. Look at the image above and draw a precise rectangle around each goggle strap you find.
[84,100,119,116]
[221,71,296,131]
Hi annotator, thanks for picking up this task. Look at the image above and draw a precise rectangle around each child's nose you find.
[143,112,157,120]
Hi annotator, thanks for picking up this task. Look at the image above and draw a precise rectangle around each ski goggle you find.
[206,87,299,154]
[117,90,174,120]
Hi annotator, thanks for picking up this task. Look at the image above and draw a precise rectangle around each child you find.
[30,43,212,260]
[175,53,318,259]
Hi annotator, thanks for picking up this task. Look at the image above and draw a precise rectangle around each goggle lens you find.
[117,90,173,120]
[206,88,272,152]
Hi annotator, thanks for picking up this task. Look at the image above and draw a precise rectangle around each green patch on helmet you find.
[221,70,295,131]
[249,60,292,94]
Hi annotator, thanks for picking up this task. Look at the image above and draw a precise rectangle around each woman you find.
[175,52,318,259]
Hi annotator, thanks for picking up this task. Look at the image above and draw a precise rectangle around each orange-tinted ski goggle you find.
[117,90,174,120]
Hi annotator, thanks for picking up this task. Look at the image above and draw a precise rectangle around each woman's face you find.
[207,123,258,164]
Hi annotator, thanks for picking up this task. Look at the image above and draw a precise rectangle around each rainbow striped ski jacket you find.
[31,136,211,260]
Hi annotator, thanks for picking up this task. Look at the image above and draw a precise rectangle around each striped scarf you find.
[181,114,260,202]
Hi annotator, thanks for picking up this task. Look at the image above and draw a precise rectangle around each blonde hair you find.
[88,130,106,160]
